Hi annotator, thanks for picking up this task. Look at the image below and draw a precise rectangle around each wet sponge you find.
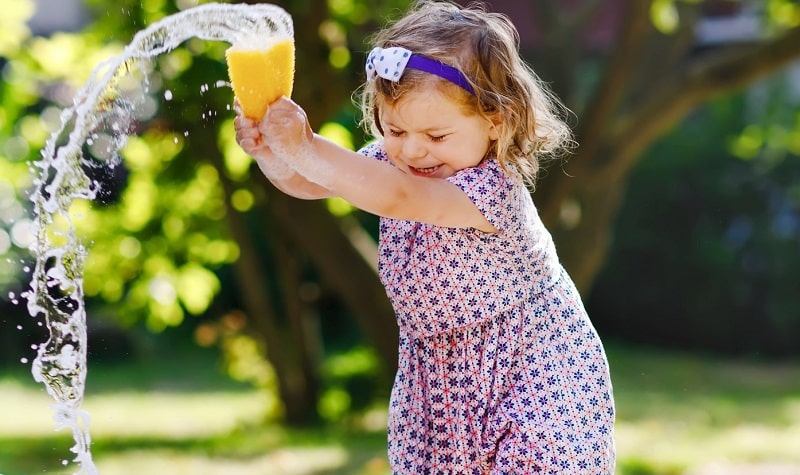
[226,38,295,120]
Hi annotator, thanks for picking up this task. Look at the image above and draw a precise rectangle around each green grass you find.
[608,344,800,475]
[1,343,799,475]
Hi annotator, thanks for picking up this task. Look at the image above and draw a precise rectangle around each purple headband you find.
[365,47,475,95]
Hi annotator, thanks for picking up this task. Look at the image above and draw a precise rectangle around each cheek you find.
[383,136,401,154]
[382,137,402,163]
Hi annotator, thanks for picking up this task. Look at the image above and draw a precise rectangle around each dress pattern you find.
[360,143,616,474]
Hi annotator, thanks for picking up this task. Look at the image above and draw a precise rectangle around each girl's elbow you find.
[371,186,412,219]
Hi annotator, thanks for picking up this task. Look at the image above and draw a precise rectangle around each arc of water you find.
[25,4,292,474]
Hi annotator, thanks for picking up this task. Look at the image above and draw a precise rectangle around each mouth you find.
[409,165,442,177]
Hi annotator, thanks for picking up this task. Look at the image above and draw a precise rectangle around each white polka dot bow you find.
[365,47,413,82]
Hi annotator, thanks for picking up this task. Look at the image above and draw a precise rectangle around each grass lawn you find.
[1,342,799,475]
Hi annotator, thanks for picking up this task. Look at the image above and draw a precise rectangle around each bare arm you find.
[263,98,496,233]
[234,105,334,200]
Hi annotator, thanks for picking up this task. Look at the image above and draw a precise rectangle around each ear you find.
[487,112,503,141]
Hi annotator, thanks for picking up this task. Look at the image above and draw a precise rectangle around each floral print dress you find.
[360,143,615,474]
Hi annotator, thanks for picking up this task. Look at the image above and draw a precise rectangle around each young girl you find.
[235,1,615,473]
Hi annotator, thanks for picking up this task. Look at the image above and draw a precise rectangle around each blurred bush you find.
[589,73,800,357]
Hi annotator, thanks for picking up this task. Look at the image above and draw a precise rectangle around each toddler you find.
[235,1,616,473]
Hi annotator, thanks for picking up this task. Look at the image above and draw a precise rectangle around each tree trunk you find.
[262,181,399,379]
[546,173,628,295]
[208,145,323,425]
[536,9,800,295]
[270,220,323,424]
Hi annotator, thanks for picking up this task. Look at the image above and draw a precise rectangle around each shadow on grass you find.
[0,435,74,474]
[2,341,252,396]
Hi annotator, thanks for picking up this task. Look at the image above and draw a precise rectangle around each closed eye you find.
[387,129,405,137]
[428,134,448,143]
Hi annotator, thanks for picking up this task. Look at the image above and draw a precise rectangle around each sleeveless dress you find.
[360,143,616,474]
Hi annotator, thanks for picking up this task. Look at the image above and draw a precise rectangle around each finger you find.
[268,96,294,111]
[234,112,256,129]
[234,126,256,143]
[266,108,297,126]
[261,105,305,132]
[236,130,258,145]
[238,137,258,150]
[235,119,260,137]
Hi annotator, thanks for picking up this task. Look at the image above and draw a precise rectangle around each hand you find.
[233,99,293,181]
[233,99,269,157]
[261,97,314,158]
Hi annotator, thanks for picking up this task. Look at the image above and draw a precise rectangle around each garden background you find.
[1,0,799,473]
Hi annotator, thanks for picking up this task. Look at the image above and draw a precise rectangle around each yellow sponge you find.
[226,38,295,120]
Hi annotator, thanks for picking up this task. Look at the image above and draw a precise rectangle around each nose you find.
[401,135,426,161]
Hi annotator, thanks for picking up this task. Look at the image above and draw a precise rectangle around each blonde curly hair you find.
[358,0,574,185]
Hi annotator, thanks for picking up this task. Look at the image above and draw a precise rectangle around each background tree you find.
[1,0,405,426]
[520,0,800,292]
[1,0,799,427]
[590,74,800,356]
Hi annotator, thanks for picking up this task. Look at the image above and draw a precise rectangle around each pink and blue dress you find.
[361,143,616,474]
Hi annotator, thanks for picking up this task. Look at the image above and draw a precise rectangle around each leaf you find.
[651,0,680,34]
[0,0,33,57]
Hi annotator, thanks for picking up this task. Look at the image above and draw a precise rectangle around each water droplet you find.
[164,89,173,101]
[16,325,23,330]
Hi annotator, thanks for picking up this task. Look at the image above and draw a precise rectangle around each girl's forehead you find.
[383,83,463,112]
[381,90,460,127]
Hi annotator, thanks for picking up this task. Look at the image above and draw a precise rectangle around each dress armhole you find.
[447,159,517,233]
[357,142,389,162]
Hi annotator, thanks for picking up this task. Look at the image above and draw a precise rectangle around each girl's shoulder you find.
[357,141,388,162]
[447,158,522,233]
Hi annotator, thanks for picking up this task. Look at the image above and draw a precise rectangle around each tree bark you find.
[262,181,399,379]
[206,143,323,425]
[537,14,800,294]
[536,0,654,226]
[602,25,800,183]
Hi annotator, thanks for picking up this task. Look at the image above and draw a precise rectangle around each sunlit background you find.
[1,0,799,474]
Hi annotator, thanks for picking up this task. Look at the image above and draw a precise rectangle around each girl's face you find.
[379,84,499,179]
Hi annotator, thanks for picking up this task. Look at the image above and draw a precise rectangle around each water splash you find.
[23,3,292,473]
